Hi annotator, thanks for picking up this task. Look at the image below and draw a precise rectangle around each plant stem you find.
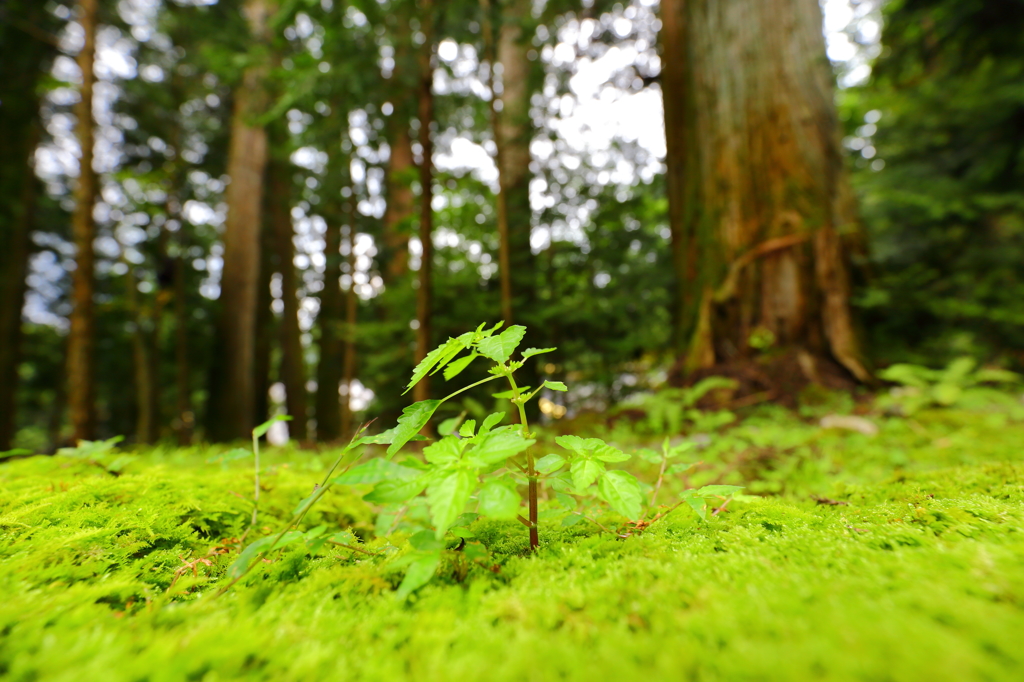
[439,374,501,404]
[649,451,668,512]
[506,371,538,550]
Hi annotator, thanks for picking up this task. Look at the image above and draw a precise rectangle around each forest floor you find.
[2,402,1024,681]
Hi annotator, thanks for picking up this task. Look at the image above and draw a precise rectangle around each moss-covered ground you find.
[2,406,1023,681]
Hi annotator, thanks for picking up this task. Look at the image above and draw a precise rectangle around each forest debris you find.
[819,414,878,436]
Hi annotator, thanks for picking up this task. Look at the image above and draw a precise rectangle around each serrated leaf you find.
[681,490,707,521]
[444,353,477,380]
[459,420,477,438]
[387,400,441,456]
[428,469,475,538]
[570,458,605,490]
[556,435,629,462]
[424,437,463,464]
[535,453,566,474]
[332,459,419,486]
[253,414,291,439]
[396,551,441,599]
[597,470,643,519]
[695,485,744,497]
[470,427,534,465]
[363,475,430,504]
[522,347,556,359]
[478,412,505,436]
[476,325,527,364]
[561,513,584,527]
[543,380,568,392]
[227,531,304,579]
[405,338,467,394]
[478,480,520,519]
[409,530,444,551]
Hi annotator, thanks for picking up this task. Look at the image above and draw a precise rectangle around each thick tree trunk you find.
[253,219,274,429]
[267,125,308,442]
[217,0,273,439]
[315,191,345,442]
[383,123,414,285]
[662,0,870,382]
[67,0,99,443]
[496,0,535,323]
[413,1,435,404]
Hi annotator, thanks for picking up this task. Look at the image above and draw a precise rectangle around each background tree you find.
[661,0,870,382]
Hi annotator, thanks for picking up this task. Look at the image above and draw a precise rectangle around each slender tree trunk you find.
[340,219,358,440]
[496,0,535,322]
[67,0,99,443]
[266,124,308,442]
[413,0,435,404]
[315,192,344,443]
[481,0,513,325]
[124,261,154,443]
[661,0,870,381]
[173,249,193,446]
[217,0,274,439]
[253,219,274,429]
[382,123,415,285]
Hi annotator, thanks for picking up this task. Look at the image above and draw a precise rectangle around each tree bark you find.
[496,0,536,323]
[340,219,358,440]
[267,125,308,442]
[413,0,435,405]
[661,0,870,381]
[67,0,99,443]
[173,248,193,446]
[481,0,513,324]
[315,192,344,443]
[217,0,274,440]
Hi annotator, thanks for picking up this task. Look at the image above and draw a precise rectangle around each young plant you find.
[878,357,1022,415]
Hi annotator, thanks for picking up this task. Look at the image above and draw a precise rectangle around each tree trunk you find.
[267,124,308,442]
[383,123,415,285]
[173,249,193,446]
[480,0,513,325]
[413,0,435,405]
[67,0,99,443]
[496,0,535,323]
[217,0,274,440]
[253,218,274,429]
[315,190,345,443]
[124,262,154,444]
[661,0,870,382]
[340,219,358,440]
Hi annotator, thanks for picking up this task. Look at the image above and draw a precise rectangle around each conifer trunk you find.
[267,125,308,442]
[315,193,344,443]
[173,250,193,446]
[67,0,99,442]
[340,219,358,440]
[413,0,435,405]
[217,0,274,439]
[661,0,869,381]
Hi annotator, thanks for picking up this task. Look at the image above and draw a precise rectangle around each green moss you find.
[1,409,1023,680]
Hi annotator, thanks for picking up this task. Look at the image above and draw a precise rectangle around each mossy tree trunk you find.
[661,0,870,381]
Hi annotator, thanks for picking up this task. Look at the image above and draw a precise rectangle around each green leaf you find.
[452,512,480,527]
[561,513,584,527]
[227,531,304,580]
[363,475,430,504]
[535,453,566,474]
[253,414,291,439]
[555,492,577,510]
[396,551,441,599]
[331,459,420,485]
[450,527,475,539]
[387,400,441,456]
[695,485,744,497]
[444,353,477,380]
[409,530,444,551]
[427,469,475,538]
[476,325,527,364]
[459,420,477,438]
[470,427,534,465]
[556,435,629,462]
[543,380,568,392]
[570,458,605,490]
[681,490,707,521]
[347,427,427,448]
[478,412,505,436]
[597,470,643,519]
[667,461,697,475]
[437,415,462,437]
[477,480,520,519]
[405,338,467,394]
[424,437,463,464]
[522,347,556,359]
[292,486,326,515]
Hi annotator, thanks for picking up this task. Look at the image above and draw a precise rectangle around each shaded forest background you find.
[1,0,1021,451]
